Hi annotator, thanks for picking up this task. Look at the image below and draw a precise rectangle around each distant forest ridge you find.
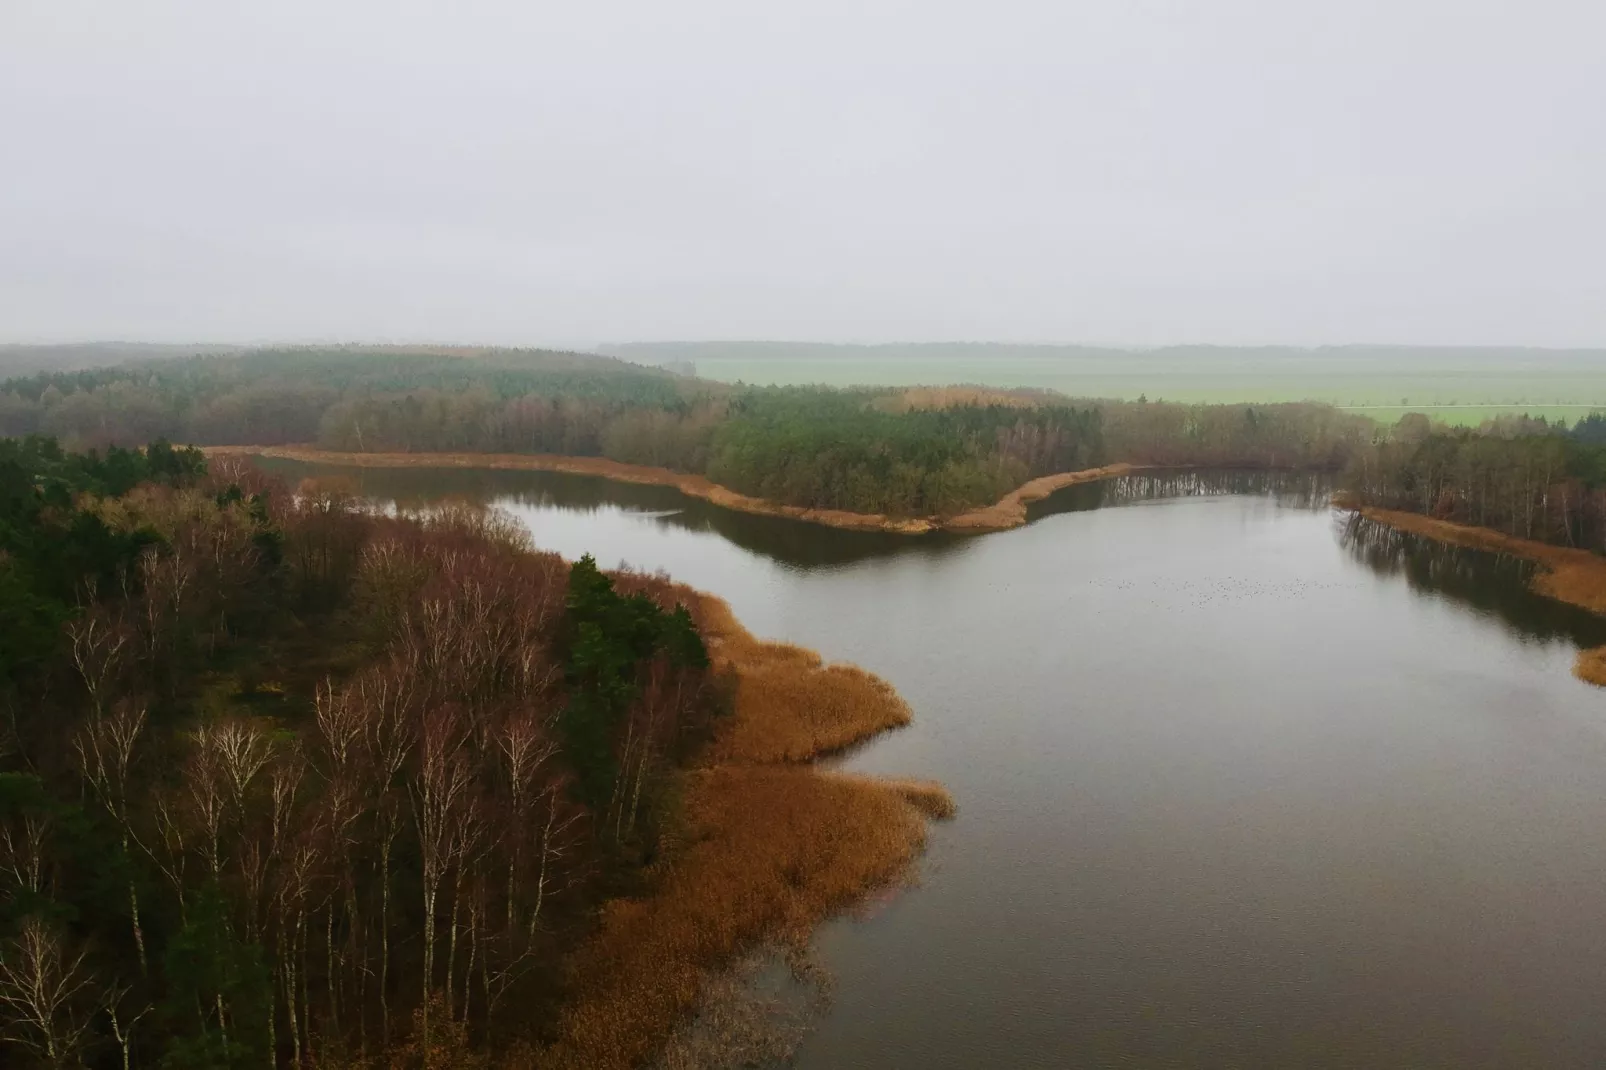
[602,341,1606,366]
[0,342,246,378]
[0,345,1369,518]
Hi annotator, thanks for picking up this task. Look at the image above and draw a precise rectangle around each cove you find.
[259,460,1606,1069]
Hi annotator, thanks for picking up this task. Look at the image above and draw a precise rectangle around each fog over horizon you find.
[4,1,1604,349]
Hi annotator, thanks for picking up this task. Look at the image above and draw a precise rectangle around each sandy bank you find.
[1352,503,1606,687]
[203,444,1135,535]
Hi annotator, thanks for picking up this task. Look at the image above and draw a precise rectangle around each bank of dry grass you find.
[691,595,914,763]
[529,766,936,1070]
[842,776,958,819]
[1575,647,1606,687]
[1357,504,1606,687]
[504,583,947,1068]
[944,462,1142,531]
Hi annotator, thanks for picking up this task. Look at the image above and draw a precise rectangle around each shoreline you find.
[202,444,1139,535]
[529,582,952,1069]
[1350,503,1606,686]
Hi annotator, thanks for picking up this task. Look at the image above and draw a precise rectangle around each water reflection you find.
[252,458,968,569]
[1030,468,1335,519]
[1339,513,1606,648]
[257,458,1606,651]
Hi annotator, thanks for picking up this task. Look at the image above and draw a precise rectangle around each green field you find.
[605,343,1606,427]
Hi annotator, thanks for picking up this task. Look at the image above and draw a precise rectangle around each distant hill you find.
[0,342,244,378]
[601,341,1606,367]
[597,342,1606,424]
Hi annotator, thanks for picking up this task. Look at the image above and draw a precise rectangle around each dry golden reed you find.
[1358,505,1606,686]
[529,766,930,1070]
[943,462,1140,532]
[862,776,959,820]
[502,586,949,1070]
[1575,647,1606,688]
[693,595,914,763]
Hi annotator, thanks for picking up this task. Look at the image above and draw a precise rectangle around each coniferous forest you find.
[0,435,725,1067]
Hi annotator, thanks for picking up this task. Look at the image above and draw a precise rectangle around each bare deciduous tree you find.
[0,919,96,1069]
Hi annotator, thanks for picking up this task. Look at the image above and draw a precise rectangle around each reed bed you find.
[1575,647,1606,687]
[529,766,930,1070]
[1357,505,1606,686]
[853,776,959,820]
[646,946,831,1070]
[693,595,915,763]
[711,646,912,763]
[501,585,950,1069]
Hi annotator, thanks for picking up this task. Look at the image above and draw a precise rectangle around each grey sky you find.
[3,0,1603,347]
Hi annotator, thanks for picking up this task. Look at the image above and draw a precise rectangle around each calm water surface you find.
[267,462,1606,1068]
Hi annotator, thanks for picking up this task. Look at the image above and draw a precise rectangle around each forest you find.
[1343,413,1606,551]
[0,435,730,1067]
[0,347,1375,519]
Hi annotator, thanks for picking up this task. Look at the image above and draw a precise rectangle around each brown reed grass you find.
[690,595,914,763]
[646,946,831,1070]
[528,766,930,1070]
[1575,647,1606,687]
[859,776,959,820]
[943,462,1141,531]
[1357,505,1606,686]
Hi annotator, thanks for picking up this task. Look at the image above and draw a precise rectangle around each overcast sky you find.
[3,1,1603,347]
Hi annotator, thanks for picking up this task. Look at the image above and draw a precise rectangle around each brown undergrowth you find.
[1356,504,1606,687]
[516,580,951,1070]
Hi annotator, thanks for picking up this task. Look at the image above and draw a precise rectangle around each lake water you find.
[263,461,1606,1068]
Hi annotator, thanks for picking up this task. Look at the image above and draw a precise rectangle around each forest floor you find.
[1349,502,1606,686]
[204,444,1137,535]
[526,586,953,1069]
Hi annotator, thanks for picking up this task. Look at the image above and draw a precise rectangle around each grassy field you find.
[606,344,1606,427]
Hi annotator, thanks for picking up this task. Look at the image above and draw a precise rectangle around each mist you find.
[3,0,1603,346]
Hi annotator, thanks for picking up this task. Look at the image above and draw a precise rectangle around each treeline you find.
[0,435,723,1067]
[1344,412,1606,550]
[0,348,707,451]
[0,347,1376,518]
[702,388,1104,516]
[1102,399,1372,469]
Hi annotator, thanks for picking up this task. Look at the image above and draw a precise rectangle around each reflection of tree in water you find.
[658,504,968,570]
[255,458,969,570]
[1031,469,1335,519]
[1339,514,1606,648]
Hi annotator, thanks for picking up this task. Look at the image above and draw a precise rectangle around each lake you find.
[262,461,1606,1068]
